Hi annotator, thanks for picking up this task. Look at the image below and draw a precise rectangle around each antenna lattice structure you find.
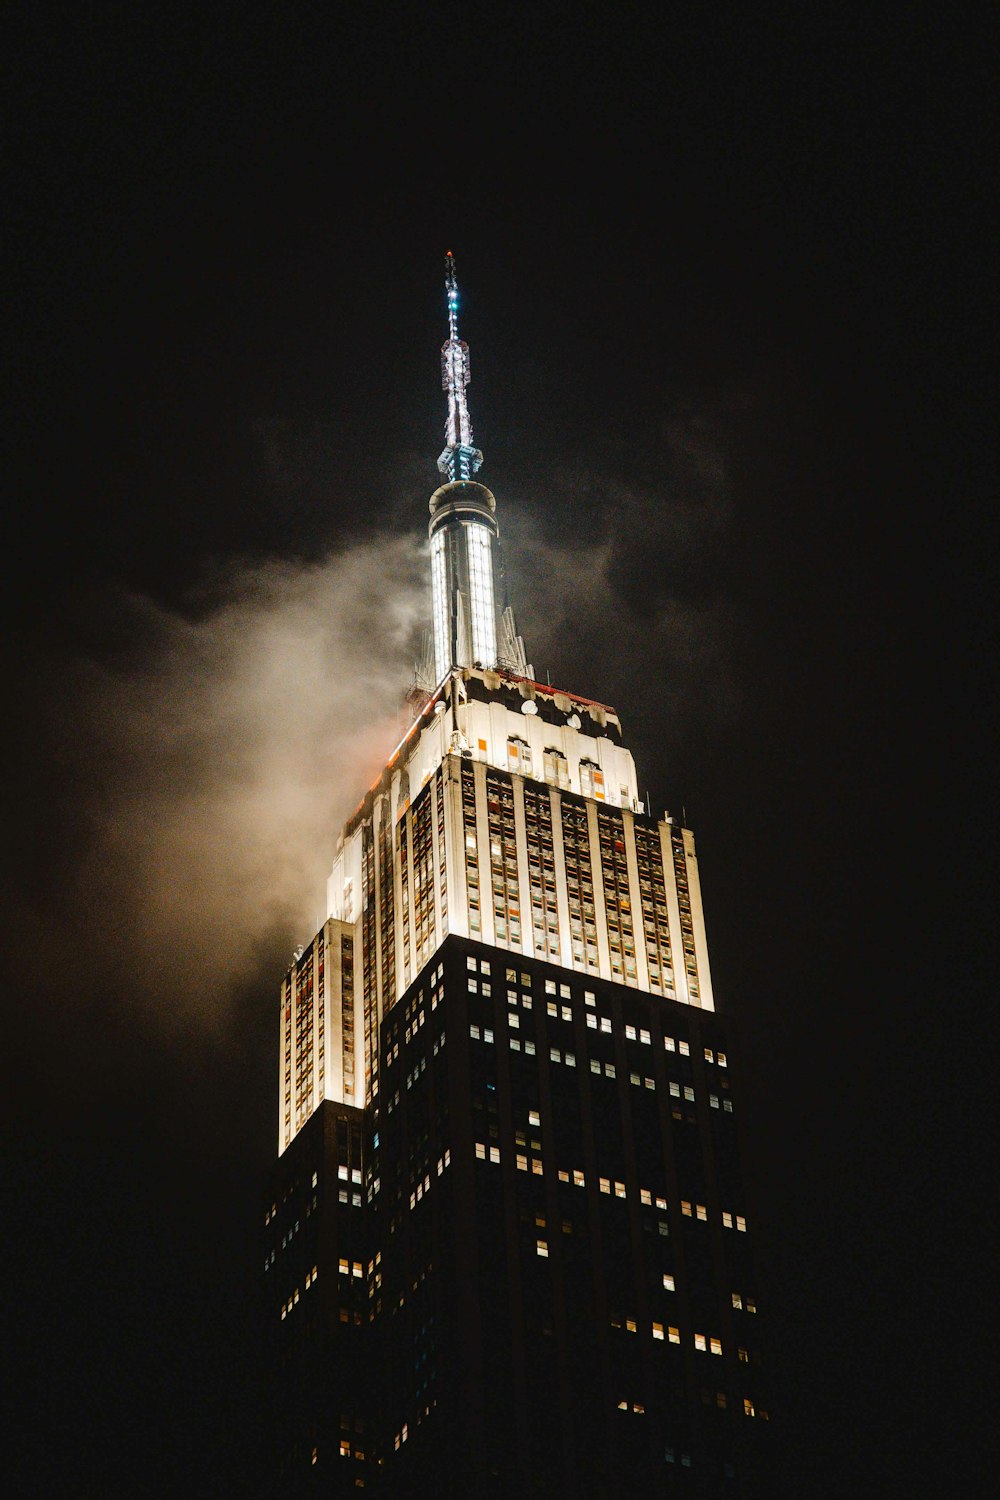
[437,251,483,482]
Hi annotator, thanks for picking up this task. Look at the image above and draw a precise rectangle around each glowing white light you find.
[431,530,450,680]
[466,522,496,667]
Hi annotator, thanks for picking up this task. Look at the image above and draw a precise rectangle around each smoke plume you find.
[3,539,427,1036]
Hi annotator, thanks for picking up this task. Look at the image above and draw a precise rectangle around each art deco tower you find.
[262,257,768,1498]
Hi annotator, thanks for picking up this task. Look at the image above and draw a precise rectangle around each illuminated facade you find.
[263,257,768,1497]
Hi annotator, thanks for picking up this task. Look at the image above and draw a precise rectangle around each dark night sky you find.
[2,5,991,1496]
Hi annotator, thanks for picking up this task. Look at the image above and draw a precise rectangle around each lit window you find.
[652,1322,664,1340]
[668,1326,680,1344]
[662,1273,675,1291]
[717,1051,727,1067]
[475,1142,486,1159]
[738,1347,749,1363]
[543,748,568,787]
[710,1337,722,1355]
[704,1047,714,1062]
[579,760,605,800]
[664,1035,676,1051]
[694,1333,706,1351]
[625,1024,637,1041]
[466,522,497,666]
[536,1239,549,1258]
[732,1292,742,1309]
[678,1041,690,1056]
[681,1201,692,1216]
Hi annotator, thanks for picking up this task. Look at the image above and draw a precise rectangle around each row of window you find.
[467,1018,726,1110]
[279,1265,319,1320]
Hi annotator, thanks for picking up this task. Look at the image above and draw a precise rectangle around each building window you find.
[543,747,569,787]
[466,521,497,666]
[507,736,532,777]
[579,759,605,801]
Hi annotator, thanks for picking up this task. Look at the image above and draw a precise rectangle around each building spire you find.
[437,251,483,483]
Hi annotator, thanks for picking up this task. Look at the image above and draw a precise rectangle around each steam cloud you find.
[5,539,427,1036]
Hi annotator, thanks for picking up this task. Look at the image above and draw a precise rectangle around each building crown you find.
[426,253,530,685]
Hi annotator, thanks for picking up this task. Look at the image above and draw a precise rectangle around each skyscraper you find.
[262,256,769,1497]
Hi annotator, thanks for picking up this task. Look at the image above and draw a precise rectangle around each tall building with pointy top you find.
[262,254,769,1497]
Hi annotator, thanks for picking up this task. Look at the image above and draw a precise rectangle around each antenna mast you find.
[438,251,483,483]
